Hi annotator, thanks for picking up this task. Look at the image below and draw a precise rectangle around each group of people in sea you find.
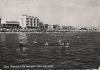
[19,39,70,52]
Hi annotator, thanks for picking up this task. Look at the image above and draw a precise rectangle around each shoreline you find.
[0,31,99,34]
[0,31,72,34]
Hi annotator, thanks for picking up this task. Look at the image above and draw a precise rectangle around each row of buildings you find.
[3,15,99,32]
[0,15,74,31]
[0,15,40,29]
[0,15,99,32]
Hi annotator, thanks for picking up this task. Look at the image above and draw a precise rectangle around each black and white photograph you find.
[0,0,100,69]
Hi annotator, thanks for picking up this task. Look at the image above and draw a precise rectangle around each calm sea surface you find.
[0,32,100,69]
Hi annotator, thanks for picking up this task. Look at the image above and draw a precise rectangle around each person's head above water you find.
[20,39,23,42]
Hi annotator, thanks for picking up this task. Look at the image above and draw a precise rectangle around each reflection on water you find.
[17,32,28,52]
[0,33,6,42]
[0,33,28,48]
[0,33,6,47]
[18,32,27,44]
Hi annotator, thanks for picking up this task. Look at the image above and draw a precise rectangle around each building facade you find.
[20,15,39,28]
[38,22,44,29]
[48,25,54,30]
[2,21,20,29]
[62,26,74,30]
[20,15,27,28]
[53,24,60,29]
[44,24,48,29]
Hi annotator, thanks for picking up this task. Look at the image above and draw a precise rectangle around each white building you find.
[20,15,39,28]
[48,25,54,30]
[34,17,39,28]
[20,15,28,28]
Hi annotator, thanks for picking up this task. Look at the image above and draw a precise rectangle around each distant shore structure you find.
[0,15,99,32]
[2,21,21,29]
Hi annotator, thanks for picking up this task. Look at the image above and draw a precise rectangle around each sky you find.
[0,0,100,28]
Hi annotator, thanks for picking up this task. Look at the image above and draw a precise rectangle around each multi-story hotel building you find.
[20,15,39,28]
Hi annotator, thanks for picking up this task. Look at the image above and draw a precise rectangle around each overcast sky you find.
[0,0,100,28]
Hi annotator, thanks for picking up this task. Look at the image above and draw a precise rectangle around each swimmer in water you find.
[33,40,37,44]
[33,39,38,44]
[44,41,48,46]
[65,42,69,48]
